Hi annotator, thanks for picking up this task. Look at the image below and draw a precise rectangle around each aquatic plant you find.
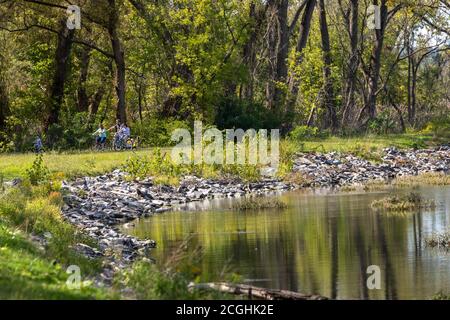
[232,197,287,211]
[370,192,436,212]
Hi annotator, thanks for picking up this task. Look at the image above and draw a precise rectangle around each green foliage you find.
[124,149,186,184]
[118,239,229,300]
[220,164,261,182]
[0,179,102,275]
[422,114,450,142]
[132,118,190,148]
[289,125,321,141]
[120,261,196,300]
[432,292,450,300]
[215,97,281,130]
[26,154,49,185]
[367,110,398,135]
[0,225,109,300]
[348,144,381,163]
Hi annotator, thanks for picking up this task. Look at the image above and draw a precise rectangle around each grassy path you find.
[0,148,166,180]
[0,134,433,180]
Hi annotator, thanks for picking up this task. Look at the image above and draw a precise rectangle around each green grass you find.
[0,148,166,181]
[0,179,111,299]
[0,223,110,299]
[298,133,433,153]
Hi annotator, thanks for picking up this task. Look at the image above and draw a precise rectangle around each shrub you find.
[367,110,397,135]
[215,97,282,130]
[124,148,186,183]
[422,114,450,142]
[288,125,322,141]
[132,118,190,148]
[26,154,50,186]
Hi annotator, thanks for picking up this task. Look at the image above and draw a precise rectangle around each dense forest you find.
[0,0,448,151]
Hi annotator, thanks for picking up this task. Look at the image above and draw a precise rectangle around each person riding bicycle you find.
[123,124,131,141]
[93,124,107,148]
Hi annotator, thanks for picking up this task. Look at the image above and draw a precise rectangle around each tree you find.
[46,19,75,130]
[286,0,316,121]
[318,0,338,132]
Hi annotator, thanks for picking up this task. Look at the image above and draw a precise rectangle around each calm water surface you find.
[125,186,450,299]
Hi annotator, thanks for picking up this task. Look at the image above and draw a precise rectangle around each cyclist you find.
[93,124,107,149]
[34,135,43,154]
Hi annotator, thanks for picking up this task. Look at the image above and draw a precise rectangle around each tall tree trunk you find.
[366,0,388,120]
[266,0,289,110]
[274,0,289,109]
[318,0,338,132]
[90,86,105,117]
[407,35,412,125]
[0,71,8,131]
[45,20,75,130]
[77,46,92,113]
[0,50,8,130]
[108,0,127,125]
[240,2,264,101]
[410,66,417,127]
[341,0,359,128]
[286,0,316,117]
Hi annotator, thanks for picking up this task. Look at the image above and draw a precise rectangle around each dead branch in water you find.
[189,282,328,300]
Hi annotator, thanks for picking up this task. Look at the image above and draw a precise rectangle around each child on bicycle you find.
[93,124,107,148]
[34,135,43,154]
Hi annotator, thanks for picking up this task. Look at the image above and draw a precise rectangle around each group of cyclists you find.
[93,121,137,151]
[33,121,137,153]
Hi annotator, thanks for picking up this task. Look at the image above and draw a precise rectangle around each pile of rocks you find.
[292,146,450,188]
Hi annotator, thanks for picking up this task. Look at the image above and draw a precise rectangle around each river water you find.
[125,186,450,300]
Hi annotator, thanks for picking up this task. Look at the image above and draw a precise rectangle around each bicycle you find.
[113,134,139,151]
[92,136,108,152]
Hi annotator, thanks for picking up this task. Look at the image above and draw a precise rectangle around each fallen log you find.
[188,282,328,300]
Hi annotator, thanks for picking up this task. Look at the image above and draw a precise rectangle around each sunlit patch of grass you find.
[232,197,287,211]
[0,225,110,300]
[0,182,102,275]
[0,148,166,181]
[370,192,436,213]
[297,132,433,154]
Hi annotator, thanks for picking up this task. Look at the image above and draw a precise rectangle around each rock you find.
[73,243,104,259]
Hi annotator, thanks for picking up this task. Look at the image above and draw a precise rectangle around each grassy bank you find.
[0,223,109,299]
[0,133,436,181]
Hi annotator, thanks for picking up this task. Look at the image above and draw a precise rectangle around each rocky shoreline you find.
[60,145,449,281]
